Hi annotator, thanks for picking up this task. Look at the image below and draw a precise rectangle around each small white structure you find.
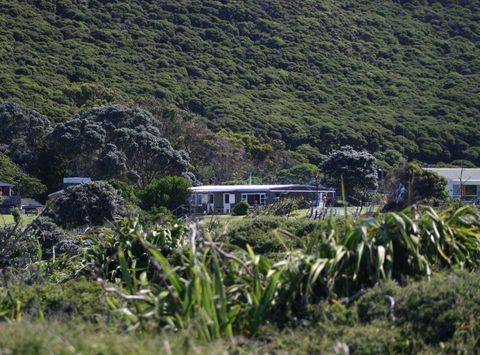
[426,168,480,200]
[63,177,92,186]
[48,177,93,199]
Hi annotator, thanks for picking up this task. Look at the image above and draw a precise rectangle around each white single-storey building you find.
[426,168,480,201]
[189,184,335,214]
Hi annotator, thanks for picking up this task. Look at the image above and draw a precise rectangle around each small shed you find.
[21,198,45,215]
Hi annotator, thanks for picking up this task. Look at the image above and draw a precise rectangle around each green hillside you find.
[0,0,479,165]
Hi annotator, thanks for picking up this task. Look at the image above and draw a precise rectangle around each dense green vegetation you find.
[1,0,479,352]
[1,205,480,353]
[0,0,479,166]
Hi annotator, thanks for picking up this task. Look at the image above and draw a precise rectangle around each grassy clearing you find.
[0,214,35,227]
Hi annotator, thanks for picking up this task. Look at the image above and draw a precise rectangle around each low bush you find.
[396,271,480,344]
[222,216,307,255]
[232,201,249,216]
[0,224,38,268]
[28,217,69,260]
[138,176,191,212]
[356,280,401,323]
[0,279,105,321]
[45,181,128,228]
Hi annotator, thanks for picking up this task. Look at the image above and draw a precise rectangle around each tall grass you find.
[88,205,480,339]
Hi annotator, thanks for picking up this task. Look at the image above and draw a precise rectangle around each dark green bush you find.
[45,181,128,228]
[0,280,106,321]
[233,201,249,216]
[340,322,410,355]
[138,176,191,212]
[0,224,38,268]
[356,280,401,323]
[354,271,480,348]
[223,216,309,255]
[28,217,69,260]
[396,271,480,344]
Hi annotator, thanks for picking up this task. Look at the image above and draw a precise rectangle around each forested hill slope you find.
[0,0,479,165]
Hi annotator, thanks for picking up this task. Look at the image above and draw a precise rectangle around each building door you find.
[208,194,214,214]
[223,193,235,214]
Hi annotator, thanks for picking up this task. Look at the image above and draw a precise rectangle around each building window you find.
[462,185,477,197]
[209,194,214,204]
[243,193,267,206]
[260,194,266,205]
[224,194,230,204]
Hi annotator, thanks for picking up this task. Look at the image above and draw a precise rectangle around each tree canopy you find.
[322,146,378,203]
[0,103,52,170]
[50,105,190,187]
[276,163,320,185]
[0,0,478,167]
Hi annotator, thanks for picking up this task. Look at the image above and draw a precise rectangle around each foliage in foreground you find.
[1,271,479,354]
[80,205,480,341]
[1,204,480,353]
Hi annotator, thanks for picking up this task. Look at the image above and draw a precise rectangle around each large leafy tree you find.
[0,103,52,170]
[322,145,378,203]
[50,105,190,187]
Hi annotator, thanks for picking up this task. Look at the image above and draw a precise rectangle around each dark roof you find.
[21,198,44,208]
[0,181,14,187]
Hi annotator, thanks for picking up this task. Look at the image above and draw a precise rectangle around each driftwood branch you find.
[384,295,396,322]
[104,287,155,305]
[340,287,367,305]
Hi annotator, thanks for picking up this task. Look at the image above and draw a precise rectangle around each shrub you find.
[353,271,480,349]
[396,271,480,344]
[45,181,128,229]
[28,217,69,259]
[0,154,47,197]
[223,216,305,255]
[233,200,249,216]
[138,176,191,212]
[340,322,410,354]
[384,163,448,210]
[107,178,139,205]
[356,280,401,323]
[0,224,38,268]
[0,280,105,321]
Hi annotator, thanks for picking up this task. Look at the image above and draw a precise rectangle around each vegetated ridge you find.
[0,0,479,165]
